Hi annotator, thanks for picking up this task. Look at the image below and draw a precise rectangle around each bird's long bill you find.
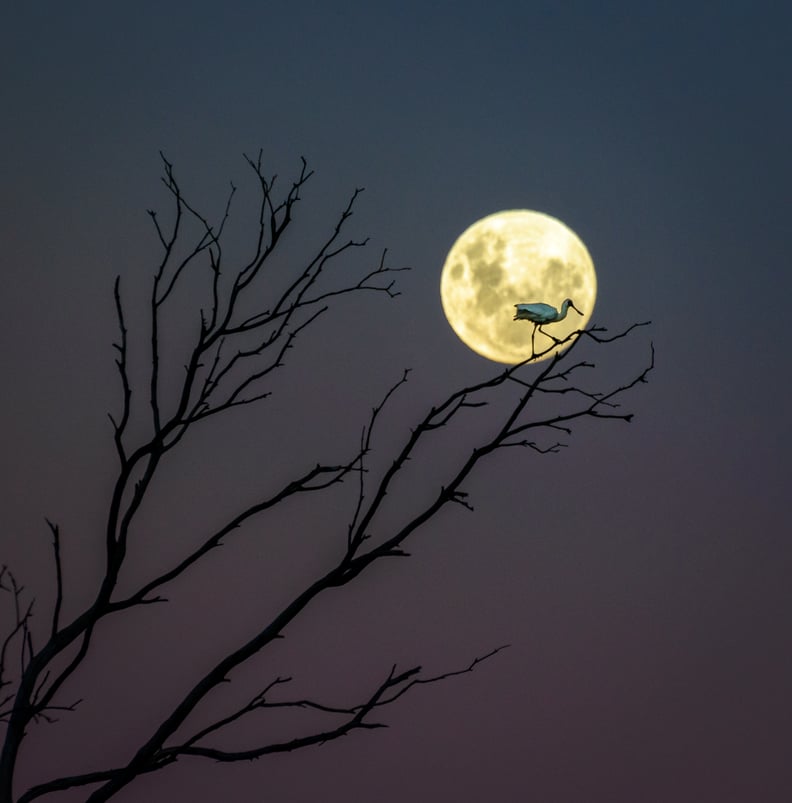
[571,301,584,315]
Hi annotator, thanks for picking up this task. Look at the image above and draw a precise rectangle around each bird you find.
[513,298,583,353]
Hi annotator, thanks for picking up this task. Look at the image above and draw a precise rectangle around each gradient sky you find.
[2,2,791,801]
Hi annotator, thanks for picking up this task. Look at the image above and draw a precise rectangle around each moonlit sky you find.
[2,3,791,801]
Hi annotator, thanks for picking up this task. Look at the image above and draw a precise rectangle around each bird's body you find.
[513,298,581,324]
[513,298,583,352]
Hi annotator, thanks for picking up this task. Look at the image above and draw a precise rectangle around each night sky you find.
[3,2,792,801]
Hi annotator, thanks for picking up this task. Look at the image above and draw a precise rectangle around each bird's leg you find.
[539,326,560,345]
[531,324,537,355]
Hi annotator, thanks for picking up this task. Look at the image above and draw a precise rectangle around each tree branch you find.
[161,646,508,764]
[3,150,653,803]
[108,276,131,465]
[45,520,63,640]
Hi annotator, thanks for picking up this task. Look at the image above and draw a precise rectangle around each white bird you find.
[513,298,583,352]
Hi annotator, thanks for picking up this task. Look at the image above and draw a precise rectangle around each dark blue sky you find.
[2,2,791,801]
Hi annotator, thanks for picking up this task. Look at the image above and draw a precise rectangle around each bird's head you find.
[566,299,583,316]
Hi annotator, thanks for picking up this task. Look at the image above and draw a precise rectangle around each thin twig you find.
[46,520,63,639]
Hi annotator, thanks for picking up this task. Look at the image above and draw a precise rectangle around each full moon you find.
[440,210,597,363]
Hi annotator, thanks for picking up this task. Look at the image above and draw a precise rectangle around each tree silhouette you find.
[0,154,653,802]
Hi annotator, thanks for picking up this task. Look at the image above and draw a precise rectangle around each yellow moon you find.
[440,210,597,363]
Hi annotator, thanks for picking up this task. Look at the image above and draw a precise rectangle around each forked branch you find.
[162,645,509,763]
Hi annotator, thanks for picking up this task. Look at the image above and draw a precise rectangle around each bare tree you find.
[0,153,652,802]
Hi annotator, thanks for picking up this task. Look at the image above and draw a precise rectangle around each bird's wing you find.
[515,302,555,316]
